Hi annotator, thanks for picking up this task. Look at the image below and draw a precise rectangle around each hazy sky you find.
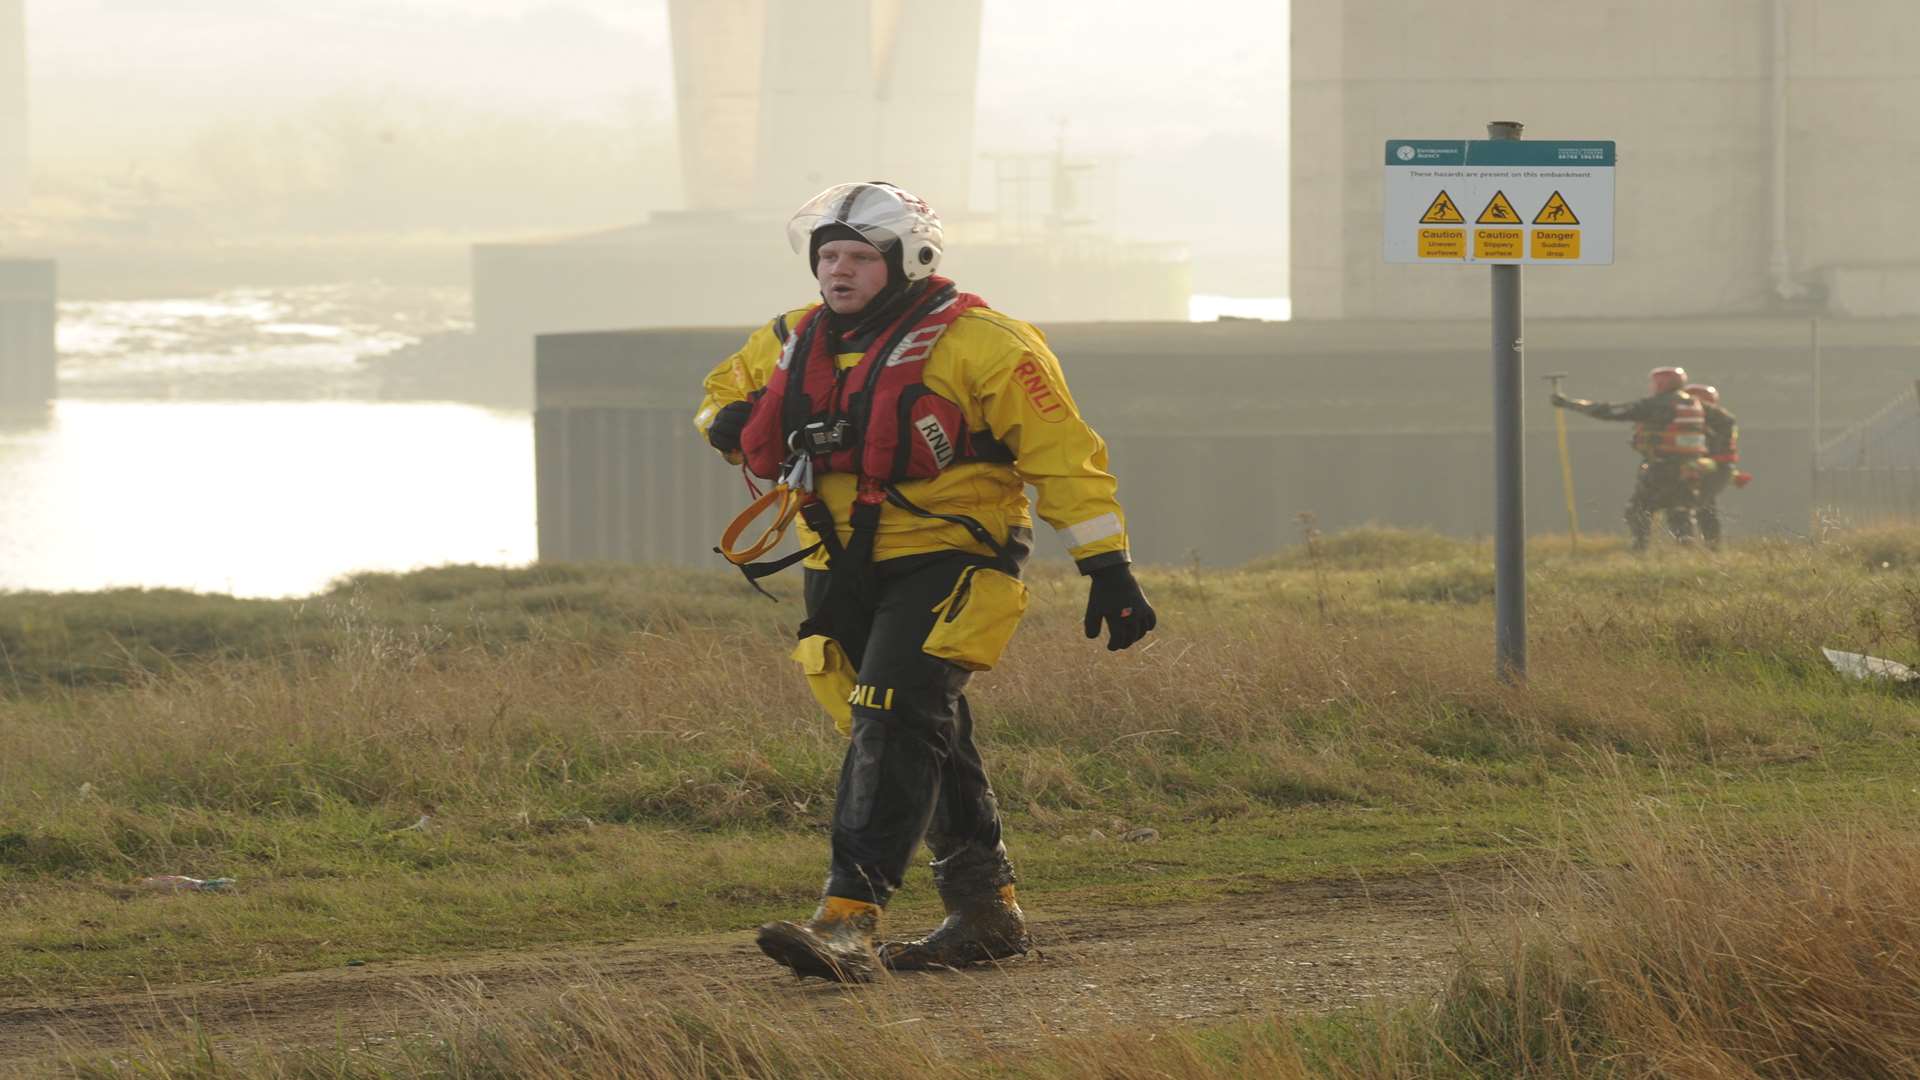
[26,1,1288,283]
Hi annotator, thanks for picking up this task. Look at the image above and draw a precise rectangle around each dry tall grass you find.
[4,529,1917,908]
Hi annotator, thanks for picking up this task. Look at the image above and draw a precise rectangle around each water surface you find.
[2,286,532,597]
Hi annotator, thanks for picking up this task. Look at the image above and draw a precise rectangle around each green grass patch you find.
[3,526,1920,1002]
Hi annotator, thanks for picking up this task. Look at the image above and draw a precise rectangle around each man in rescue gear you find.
[1681,383,1749,550]
[694,181,1157,982]
[1551,366,1708,551]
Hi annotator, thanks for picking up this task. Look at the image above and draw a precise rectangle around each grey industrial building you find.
[0,0,53,413]
[537,0,1920,568]
[1290,0,1920,319]
[476,0,1188,395]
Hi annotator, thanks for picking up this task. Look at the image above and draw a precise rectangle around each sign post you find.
[1487,121,1525,684]
[1384,124,1616,682]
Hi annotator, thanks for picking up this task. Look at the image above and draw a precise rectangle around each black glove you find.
[1083,563,1156,652]
[705,400,753,453]
[1550,392,1574,408]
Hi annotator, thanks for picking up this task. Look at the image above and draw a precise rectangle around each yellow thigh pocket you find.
[790,635,855,736]
[923,566,1029,672]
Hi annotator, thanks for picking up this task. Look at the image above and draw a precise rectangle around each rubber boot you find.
[756,896,883,982]
[881,850,1030,971]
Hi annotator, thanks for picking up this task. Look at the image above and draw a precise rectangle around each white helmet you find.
[786,181,944,282]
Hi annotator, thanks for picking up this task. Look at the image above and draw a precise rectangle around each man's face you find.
[816,238,889,315]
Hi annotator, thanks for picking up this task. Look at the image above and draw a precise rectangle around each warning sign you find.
[1530,229,1581,259]
[1475,229,1524,260]
[1419,191,1465,224]
[1383,139,1614,265]
[1418,228,1466,259]
[1476,191,1520,226]
[1532,191,1579,225]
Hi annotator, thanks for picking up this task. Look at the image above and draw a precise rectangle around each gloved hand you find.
[1549,393,1586,409]
[705,400,753,453]
[1083,563,1156,652]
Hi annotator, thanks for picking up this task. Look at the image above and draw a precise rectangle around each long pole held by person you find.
[1489,119,1526,683]
[1544,371,1580,549]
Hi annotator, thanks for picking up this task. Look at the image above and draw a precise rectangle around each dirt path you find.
[0,868,1500,1071]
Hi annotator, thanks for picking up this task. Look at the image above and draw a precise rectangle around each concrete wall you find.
[0,0,25,208]
[666,0,981,215]
[535,315,1918,568]
[475,225,1188,406]
[0,258,55,409]
[1291,0,1920,320]
[667,0,767,211]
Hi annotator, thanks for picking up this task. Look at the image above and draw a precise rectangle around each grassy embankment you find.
[5,525,1920,1072]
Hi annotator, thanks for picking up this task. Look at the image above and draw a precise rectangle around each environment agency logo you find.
[1396,144,1415,161]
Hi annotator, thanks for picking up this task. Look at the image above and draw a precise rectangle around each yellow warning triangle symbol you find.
[1476,191,1520,225]
[1532,190,1579,225]
[1418,190,1465,224]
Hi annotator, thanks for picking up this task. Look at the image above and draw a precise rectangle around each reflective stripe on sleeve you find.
[1060,513,1123,548]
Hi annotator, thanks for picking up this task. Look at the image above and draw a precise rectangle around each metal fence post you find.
[1488,120,1526,683]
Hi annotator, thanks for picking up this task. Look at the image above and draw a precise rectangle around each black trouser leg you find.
[1627,461,1689,550]
[1665,506,1696,543]
[1696,470,1728,548]
[820,553,1014,906]
[920,695,1015,887]
[1625,465,1656,550]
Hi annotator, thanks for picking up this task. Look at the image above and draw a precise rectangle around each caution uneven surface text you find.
[1419,191,1465,224]
[1476,191,1520,226]
[1418,229,1466,259]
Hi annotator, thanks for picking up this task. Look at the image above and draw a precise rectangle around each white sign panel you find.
[1384,140,1615,266]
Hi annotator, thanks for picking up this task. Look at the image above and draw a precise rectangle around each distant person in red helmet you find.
[1552,366,1708,551]
[1682,383,1751,550]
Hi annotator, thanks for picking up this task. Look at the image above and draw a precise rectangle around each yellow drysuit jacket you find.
[695,302,1131,572]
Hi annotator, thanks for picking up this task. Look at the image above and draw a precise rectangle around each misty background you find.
[0,0,1290,596]
[8,1,1915,597]
[24,0,1289,296]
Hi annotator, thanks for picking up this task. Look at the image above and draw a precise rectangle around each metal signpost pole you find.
[1810,317,1822,516]
[1384,128,1611,684]
[1488,120,1526,682]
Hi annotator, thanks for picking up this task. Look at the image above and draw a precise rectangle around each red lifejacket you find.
[1632,394,1708,459]
[738,279,1003,482]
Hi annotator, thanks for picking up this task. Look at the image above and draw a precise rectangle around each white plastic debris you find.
[1822,648,1920,684]
[139,875,237,893]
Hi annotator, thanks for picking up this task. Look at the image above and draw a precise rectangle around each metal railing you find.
[1813,382,1920,522]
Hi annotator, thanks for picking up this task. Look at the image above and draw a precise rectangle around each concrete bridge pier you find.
[0,257,56,409]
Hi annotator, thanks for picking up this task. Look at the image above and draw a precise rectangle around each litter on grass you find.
[1822,648,1920,684]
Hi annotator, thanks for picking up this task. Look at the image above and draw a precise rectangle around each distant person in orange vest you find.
[1682,383,1751,550]
[694,181,1156,982]
[1552,366,1708,551]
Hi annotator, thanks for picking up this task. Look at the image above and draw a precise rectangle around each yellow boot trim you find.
[818,896,883,924]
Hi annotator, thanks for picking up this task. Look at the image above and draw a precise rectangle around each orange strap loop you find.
[718,483,806,565]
